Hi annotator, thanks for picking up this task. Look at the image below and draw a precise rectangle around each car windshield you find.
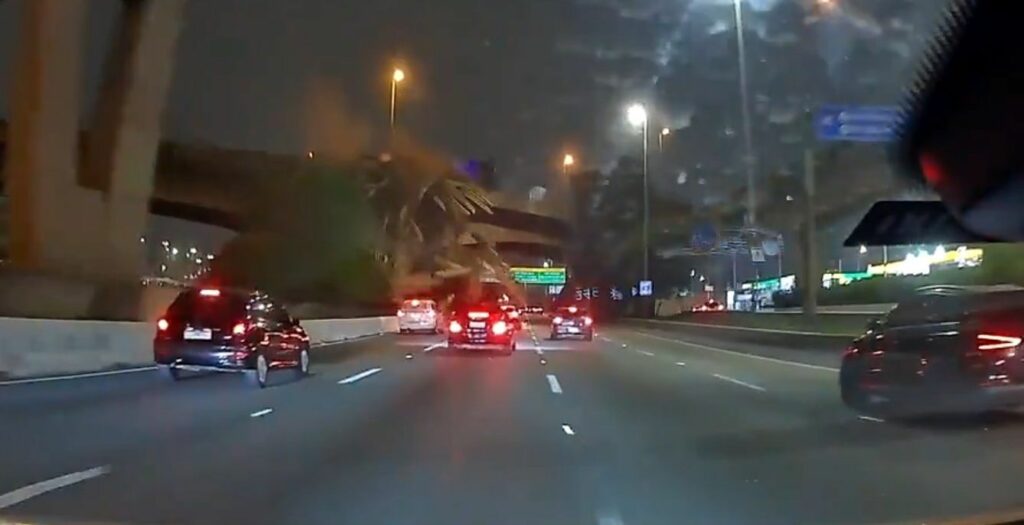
[7,2,1024,525]
[400,300,434,312]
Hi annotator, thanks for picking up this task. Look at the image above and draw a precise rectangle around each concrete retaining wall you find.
[0,316,398,379]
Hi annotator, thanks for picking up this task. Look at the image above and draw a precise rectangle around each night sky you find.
[0,0,948,198]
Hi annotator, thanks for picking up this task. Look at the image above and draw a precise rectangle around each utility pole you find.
[801,149,818,320]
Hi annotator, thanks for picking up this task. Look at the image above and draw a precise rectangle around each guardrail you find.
[0,316,398,380]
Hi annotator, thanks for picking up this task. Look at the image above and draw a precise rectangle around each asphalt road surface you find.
[4,320,1024,524]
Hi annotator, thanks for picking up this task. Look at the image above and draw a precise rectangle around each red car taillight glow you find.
[553,316,563,325]
[232,322,247,336]
[977,333,1022,352]
[583,316,593,326]
[449,320,463,333]
[468,311,489,320]
[157,318,169,331]
[492,320,509,335]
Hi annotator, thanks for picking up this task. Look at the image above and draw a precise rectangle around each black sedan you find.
[840,286,1024,416]
[154,287,311,388]
[447,302,517,355]
[550,305,593,341]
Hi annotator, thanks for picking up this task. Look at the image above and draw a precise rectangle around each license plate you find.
[567,327,580,334]
[469,321,486,329]
[184,327,213,341]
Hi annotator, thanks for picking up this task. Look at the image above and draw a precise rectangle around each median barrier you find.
[625,317,857,353]
[0,316,398,380]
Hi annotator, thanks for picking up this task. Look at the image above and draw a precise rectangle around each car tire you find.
[158,364,180,382]
[294,347,310,379]
[246,353,270,388]
[501,343,515,356]
[550,333,559,341]
[584,332,593,341]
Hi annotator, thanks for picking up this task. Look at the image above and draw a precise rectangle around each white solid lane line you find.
[250,408,273,418]
[0,367,156,386]
[338,368,383,385]
[675,362,687,367]
[633,331,839,373]
[562,424,576,436]
[636,350,655,357]
[712,373,767,392]
[546,374,563,394]
[0,466,110,510]
[858,415,885,423]
[423,342,445,353]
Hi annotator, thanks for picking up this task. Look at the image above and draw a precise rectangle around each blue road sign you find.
[816,105,900,143]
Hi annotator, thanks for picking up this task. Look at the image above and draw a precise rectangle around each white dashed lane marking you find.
[249,408,274,418]
[0,466,110,510]
[338,368,383,385]
[636,350,655,357]
[712,373,766,392]
[562,424,576,436]
[546,374,563,394]
[858,415,885,423]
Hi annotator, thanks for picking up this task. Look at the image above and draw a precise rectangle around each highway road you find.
[4,320,1024,524]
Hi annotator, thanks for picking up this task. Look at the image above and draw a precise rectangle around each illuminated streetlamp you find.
[659,127,671,152]
[626,103,650,282]
[562,153,575,176]
[390,68,406,130]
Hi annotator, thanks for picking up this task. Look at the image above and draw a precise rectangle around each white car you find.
[397,299,440,334]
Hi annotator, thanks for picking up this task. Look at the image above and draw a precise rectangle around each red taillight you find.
[553,316,563,325]
[397,310,405,317]
[509,310,520,319]
[492,320,509,336]
[199,288,221,297]
[977,333,1022,351]
[583,316,593,326]
[157,318,169,331]
[232,322,247,336]
[843,345,859,357]
[568,306,578,314]
[449,320,463,333]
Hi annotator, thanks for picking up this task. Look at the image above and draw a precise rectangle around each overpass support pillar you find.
[88,0,186,278]
[6,1,101,275]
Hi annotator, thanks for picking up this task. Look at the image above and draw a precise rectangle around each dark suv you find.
[154,288,311,388]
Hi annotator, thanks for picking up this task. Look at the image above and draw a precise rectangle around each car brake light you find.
[509,310,520,318]
[232,322,247,335]
[553,316,563,325]
[492,320,508,335]
[199,288,221,297]
[468,311,489,320]
[411,299,421,307]
[583,316,593,326]
[157,318,169,331]
[568,306,578,314]
[397,310,405,317]
[977,333,1022,351]
[449,320,463,333]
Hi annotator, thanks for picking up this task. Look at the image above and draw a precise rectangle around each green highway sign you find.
[510,267,567,285]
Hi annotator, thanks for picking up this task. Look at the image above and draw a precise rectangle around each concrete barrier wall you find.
[626,318,855,352]
[0,316,398,380]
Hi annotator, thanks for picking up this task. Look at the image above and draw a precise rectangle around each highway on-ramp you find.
[3,321,1024,524]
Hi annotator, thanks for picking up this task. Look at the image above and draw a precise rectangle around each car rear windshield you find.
[401,300,435,311]
[166,290,248,328]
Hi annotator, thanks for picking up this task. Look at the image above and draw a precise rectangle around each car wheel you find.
[501,343,515,356]
[584,332,593,341]
[246,353,270,388]
[294,347,310,379]
[550,333,559,341]
[158,364,180,381]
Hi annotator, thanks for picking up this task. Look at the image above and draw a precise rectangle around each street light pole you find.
[390,68,405,131]
[627,103,650,284]
[733,0,757,226]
